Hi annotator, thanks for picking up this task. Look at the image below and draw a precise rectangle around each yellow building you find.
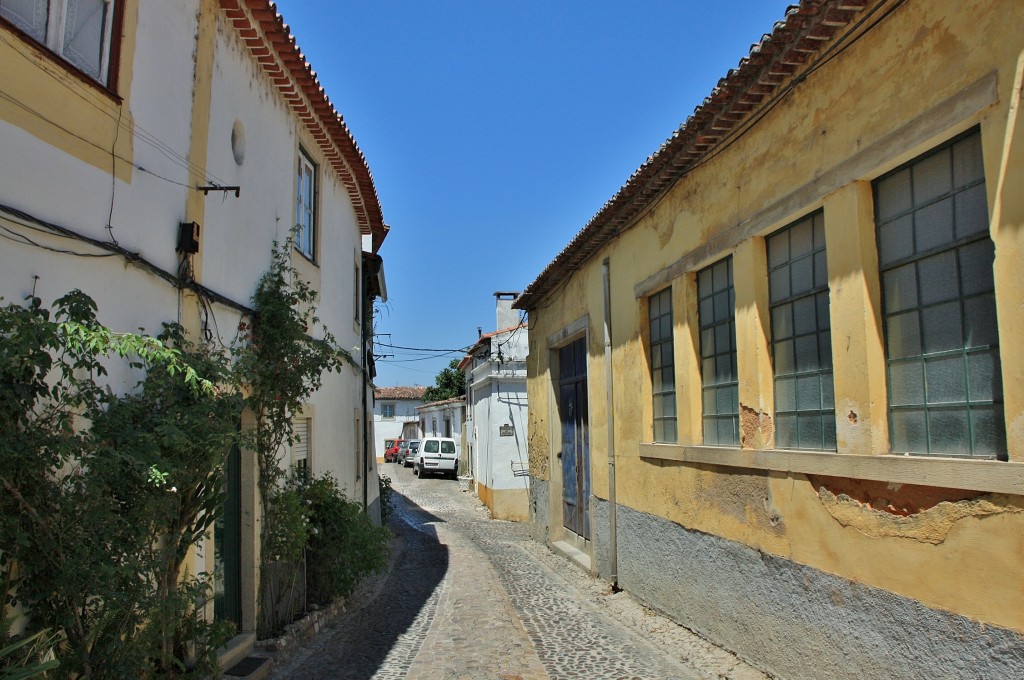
[515,0,1024,676]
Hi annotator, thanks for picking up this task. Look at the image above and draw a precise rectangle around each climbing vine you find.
[232,236,352,634]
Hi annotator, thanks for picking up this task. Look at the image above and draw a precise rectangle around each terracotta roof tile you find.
[514,0,869,311]
[417,395,467,409]
[219,0,388,252]
[374,386,428,401]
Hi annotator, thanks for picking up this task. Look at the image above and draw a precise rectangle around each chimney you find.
[494,291,519,331]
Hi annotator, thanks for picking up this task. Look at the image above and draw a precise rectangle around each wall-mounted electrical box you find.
[176,221,200,254]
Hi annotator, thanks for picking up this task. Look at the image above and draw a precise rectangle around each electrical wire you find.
[0,223,117,257]
[0,90,208,194]
[375,342,473,354]
[0,201,254,316]
[0,32,230,188]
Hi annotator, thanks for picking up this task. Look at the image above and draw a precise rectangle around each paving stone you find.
[267,466,768,679]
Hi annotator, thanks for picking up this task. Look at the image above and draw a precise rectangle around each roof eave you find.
[514,0,869,312]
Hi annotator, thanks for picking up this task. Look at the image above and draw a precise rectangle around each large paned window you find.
[1,0,117,84]
[295,149,317,260]
[698,258,738,445]
[649,287,676,443]
[767,212,836,450]
[875,129,1004,459]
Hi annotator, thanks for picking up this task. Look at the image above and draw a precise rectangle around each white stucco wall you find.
[0,0,376,503]
[0,1,204,392]
[373,398,423,458]
[469,363,529,495]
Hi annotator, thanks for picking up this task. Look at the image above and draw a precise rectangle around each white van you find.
[414,437,458,479]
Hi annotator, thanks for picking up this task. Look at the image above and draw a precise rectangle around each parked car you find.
[402,440,421,467]
[414,437,458,479]
[384,438,405,463]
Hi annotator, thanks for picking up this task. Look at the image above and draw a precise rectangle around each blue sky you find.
[272,1,792,387]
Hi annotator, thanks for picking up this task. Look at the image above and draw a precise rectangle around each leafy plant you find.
[0,293,237,678]
[378,473,394,525]
[299,473,389,606]
[90,323,241,673]
[232,235,352,635]
[0,614,61,680]
[422,359,466,403]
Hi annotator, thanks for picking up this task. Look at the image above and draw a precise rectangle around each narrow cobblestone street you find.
[267,465,767,680]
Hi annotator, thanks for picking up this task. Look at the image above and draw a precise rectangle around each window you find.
[767,212,836,450]
[698,257,738,445]
[875,129,1004,459]
[649,287,677,443]
[295,149,316,259]
[1,0,117,84]
[381,404,395,420]
[292,416,310,473]
[353,262,361,326]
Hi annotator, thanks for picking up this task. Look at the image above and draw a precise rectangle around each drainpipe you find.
[361,267,370,512]
[602,258,618,588]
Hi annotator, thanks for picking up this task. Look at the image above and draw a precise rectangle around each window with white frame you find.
[0,0,117,84]
[875,128,1004,459]
[698,257,738,446]
[767,211,836,451]
[381,404,395,420]
[648,287,677,443]
[292,416,310,473]
[295,149,316,259]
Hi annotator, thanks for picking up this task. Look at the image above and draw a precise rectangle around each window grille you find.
[649,287,677,443]
[767,211,836,450]
[698,257,738,445]
[874,128,1005,459]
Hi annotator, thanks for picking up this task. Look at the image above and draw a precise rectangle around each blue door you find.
[559,338,590,539]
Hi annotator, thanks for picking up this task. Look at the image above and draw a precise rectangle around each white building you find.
[0,0,388,660]
[460,293,529,521]
[418,395,467,458]
[373,386,427,460]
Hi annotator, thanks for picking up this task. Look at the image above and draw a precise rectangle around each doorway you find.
[558,337,590,540]
[214,443,242,627]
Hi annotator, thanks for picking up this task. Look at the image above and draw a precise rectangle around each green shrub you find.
[378,473,394,525]
[301,474,390,606]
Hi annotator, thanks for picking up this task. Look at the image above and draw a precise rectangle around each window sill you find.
[637,443,1024,496]
[294,248,318,267]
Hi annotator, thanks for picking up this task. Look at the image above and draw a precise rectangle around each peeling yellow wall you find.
[525,0,1024,634]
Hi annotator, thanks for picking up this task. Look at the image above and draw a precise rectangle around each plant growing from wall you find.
[0,292,237,678]
[232,237,349,635]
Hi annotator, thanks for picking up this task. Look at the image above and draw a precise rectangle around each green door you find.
[214,443,242,627]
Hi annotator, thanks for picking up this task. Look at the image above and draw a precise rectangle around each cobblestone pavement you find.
[267,465,768,680]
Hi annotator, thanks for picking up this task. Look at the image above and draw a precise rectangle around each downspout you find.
[602,258,618,589]
[361,259,374,513]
